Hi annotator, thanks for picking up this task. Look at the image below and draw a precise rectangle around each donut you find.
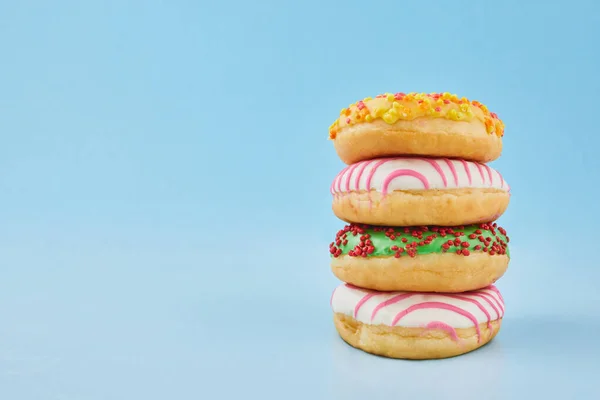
[329,222,509,293]
[331,283,504,359]
[329,92,504,165]
[330,156,510,226]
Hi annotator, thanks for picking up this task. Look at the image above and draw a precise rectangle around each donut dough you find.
[331,283,504,359]
[331,157,510,226]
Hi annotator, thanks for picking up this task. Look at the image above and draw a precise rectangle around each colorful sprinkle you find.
[329,223,509,259]
[329,92,504,139]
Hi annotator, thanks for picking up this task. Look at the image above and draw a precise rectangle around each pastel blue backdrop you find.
[1,0,599,399]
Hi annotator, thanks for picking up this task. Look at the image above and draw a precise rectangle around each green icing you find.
[329,224,509,258]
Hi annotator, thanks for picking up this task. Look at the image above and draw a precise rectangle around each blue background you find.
[1,0,599,398]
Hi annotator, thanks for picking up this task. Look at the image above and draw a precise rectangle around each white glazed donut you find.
[331,157,510,226]
[331,283,505,359]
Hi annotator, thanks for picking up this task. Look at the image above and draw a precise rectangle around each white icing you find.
[331,284,504,328]
[330,157,509,194]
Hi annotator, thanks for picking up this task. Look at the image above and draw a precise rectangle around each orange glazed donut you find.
[329,92,505,164]
[330,156,510,226]
[331,283,505,359]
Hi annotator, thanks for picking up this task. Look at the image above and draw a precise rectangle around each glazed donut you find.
[331,283,504,359]
[331,156,510,226]
[329,92,504,165]
[329,222,509,292]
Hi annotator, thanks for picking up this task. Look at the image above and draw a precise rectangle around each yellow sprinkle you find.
[328,92,504,139]
[382,111,398,124]
[374,107,386,118]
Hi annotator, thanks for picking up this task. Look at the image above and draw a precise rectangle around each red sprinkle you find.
[330,223,509,259]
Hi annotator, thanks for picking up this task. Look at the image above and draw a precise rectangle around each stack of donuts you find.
[328,92,510,359]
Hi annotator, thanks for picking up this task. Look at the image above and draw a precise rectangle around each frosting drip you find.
[331,157,509,194]
[331,284,505,342]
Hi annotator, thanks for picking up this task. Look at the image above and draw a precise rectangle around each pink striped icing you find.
[420,158,447,187]
[354,160,373,191]
[330,157,508,195]
[487,284,505,302]
[424,321,461,342]
[330,165,348,194]
[344,163,361,192]
[475,163,486,183]
[336,165,350,193]
[479,292,505,315]
[370,293,416,321]
[444,294,493,331]
[354,293,378,318]
[444,158,459,186]
[460,159,473,185]
[392,302,482,342]
[331,284,504,342]
[365,159,392,190]
[381,169,429,195]
[484,164,494,186]
[472,293,501,320]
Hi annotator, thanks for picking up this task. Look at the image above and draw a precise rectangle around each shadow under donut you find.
[329,314,600,399]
